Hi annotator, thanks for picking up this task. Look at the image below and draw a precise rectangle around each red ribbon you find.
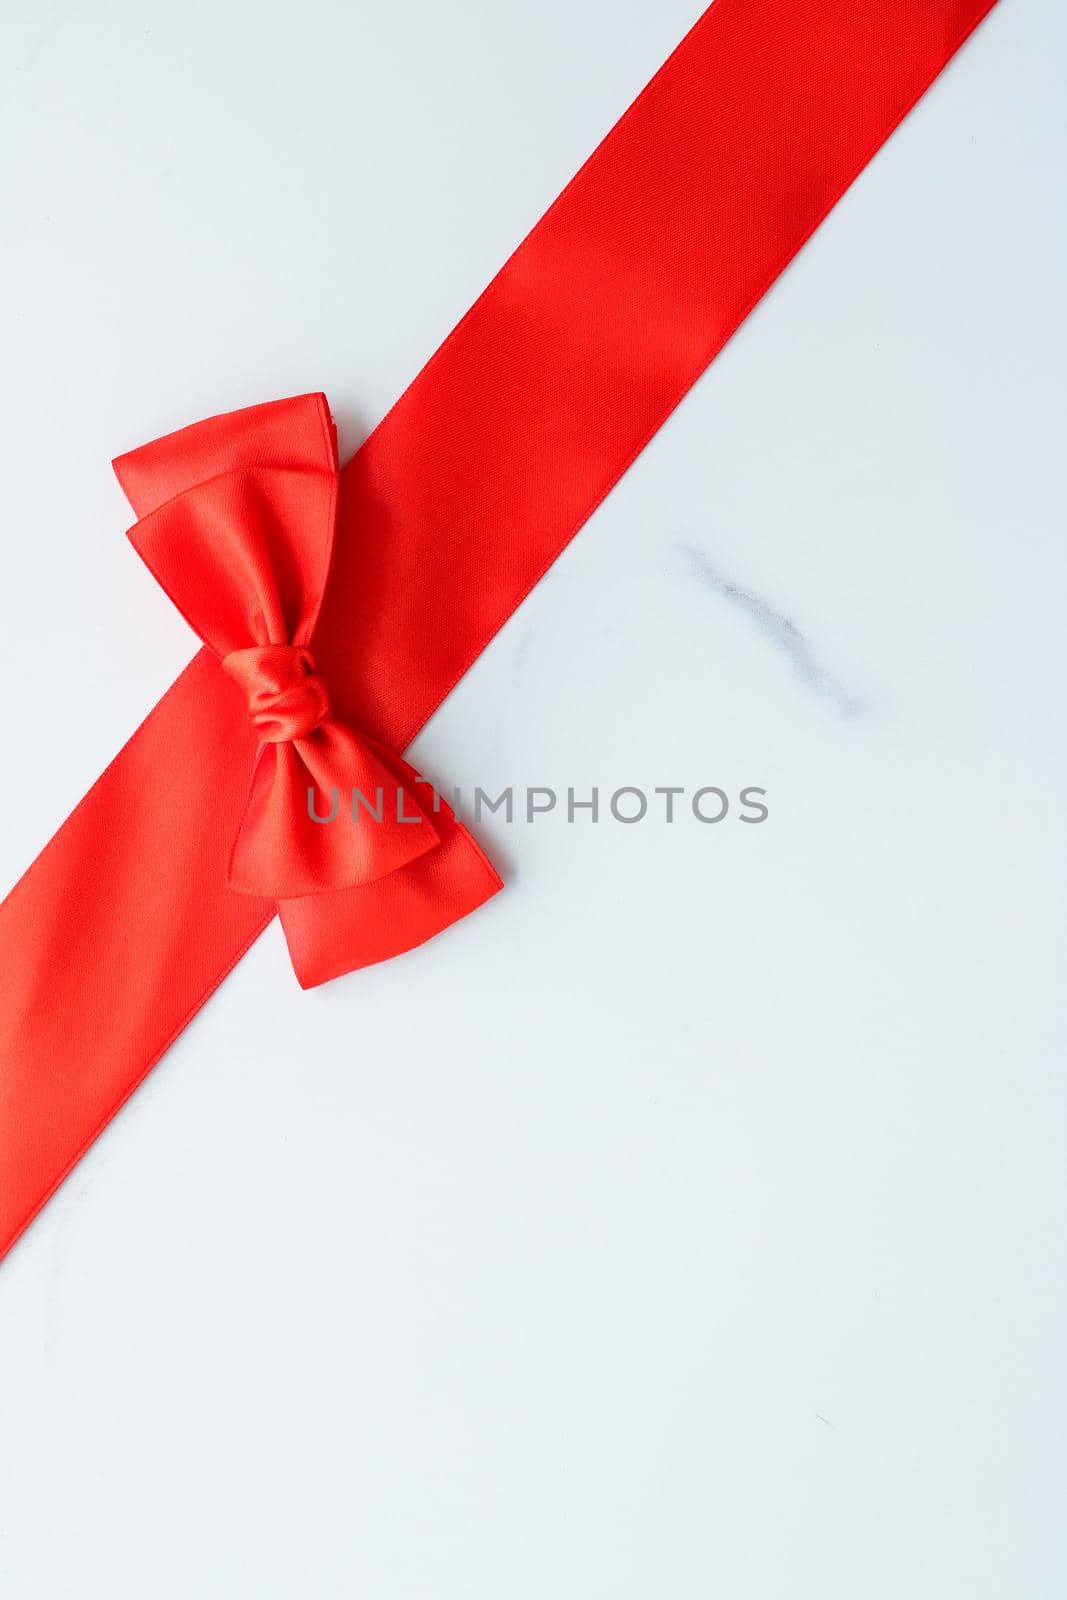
[0,0,998,1260]
[117,391,500,978]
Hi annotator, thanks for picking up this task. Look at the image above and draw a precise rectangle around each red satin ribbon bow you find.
[0,0,998,1262]
[115,392,501,986]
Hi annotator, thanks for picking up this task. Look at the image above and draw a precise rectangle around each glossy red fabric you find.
[117,392,500,953]
[0,0,998,1259]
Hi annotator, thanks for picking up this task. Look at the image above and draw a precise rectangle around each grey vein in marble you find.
[681,540,864,718]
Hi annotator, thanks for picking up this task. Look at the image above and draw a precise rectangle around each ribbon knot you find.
[223,645,332,743]
[115,392,501,985]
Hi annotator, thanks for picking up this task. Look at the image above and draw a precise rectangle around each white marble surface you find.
[1,1,1064,1594]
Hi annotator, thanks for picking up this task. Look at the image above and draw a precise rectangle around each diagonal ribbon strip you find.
[0,0,998,1260]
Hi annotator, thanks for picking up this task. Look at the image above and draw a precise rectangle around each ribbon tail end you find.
[278,827,503,988]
